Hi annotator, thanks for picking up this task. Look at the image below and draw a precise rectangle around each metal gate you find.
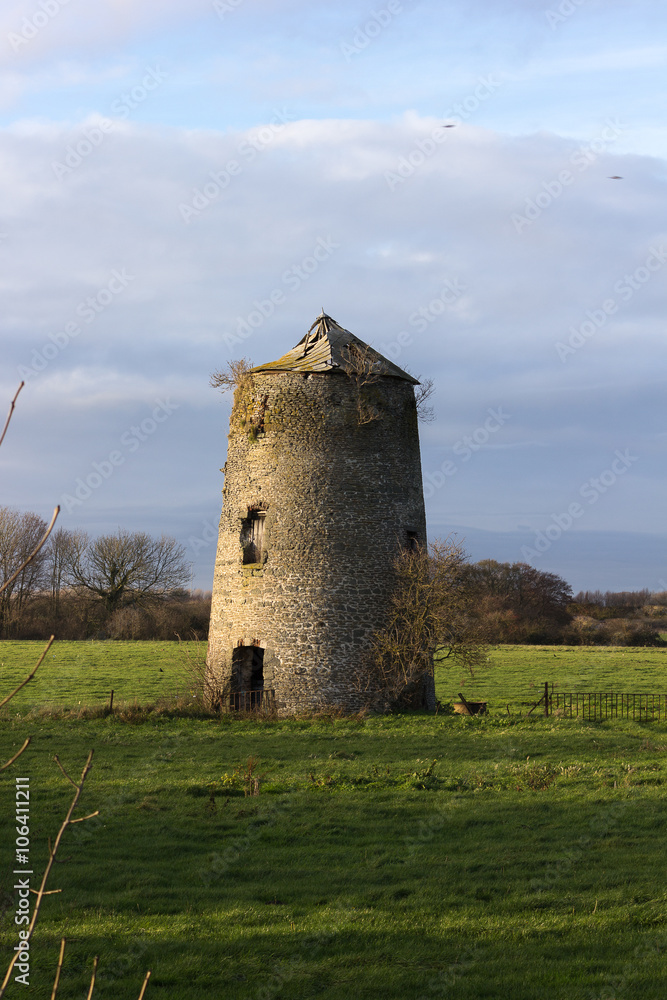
[552,691,667,721]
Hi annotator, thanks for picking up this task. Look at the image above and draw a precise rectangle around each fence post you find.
[544,681,549,717]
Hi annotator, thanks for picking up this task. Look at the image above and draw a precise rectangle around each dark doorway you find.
[230,643,265,710]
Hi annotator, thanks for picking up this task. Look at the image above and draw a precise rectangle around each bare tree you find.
[65,529,189,613]
[414,377,435,422]
[359,537,488,710]
[46,527,82,615]
[210,359,272,442]
[340,342,384,425]
[342,346,436,425]
[0,507,52,635]
[209,358,253,393]
[464,559,573,642]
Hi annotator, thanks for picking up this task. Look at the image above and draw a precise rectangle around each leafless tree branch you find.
[0,382,24,450]
[341,342,384,425]
[51,938,66,1000]
[0,635,55,711]
[414,377,435,422]
[0,507,60,598]
[85,956,99,1000]
[53,754,78,789]
[69,810,99,824]
[210,358,253,393]
[0,385,151,998]
[137,970,152,999]
[65,529,188,612]
[0,750,96,997]
[0,738,31,772]
[355,537,488,709]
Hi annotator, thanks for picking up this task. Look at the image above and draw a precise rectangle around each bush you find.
[1,591,211,640]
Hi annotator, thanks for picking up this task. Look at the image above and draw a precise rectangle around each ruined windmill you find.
[206,312,431,714]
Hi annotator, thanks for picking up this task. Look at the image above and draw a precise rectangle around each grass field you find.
[1,643,666,998]
[2,640,666,715]
[0,640,196,712]
[436,644,667,713]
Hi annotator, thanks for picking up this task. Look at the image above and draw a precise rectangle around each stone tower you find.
[206,312,430,714]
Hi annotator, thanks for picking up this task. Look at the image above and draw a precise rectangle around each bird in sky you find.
[608,175,623,179]
[440,123,457,128]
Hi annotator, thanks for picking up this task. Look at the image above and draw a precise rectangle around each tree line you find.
[462,561,666,646]
[2,504,665,647]
[574,588,667,608]
[0,507,210,640]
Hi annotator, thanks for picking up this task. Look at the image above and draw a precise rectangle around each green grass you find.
[1,643,667,997]
[0,640,197,712]
[437,644,667,713]
[1,710,667,998]
[3,641,667,716]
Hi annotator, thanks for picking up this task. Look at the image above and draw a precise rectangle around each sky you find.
[1,0,666,593]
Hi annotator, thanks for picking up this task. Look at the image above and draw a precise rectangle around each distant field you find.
[1,640,666,715]
[436,644,667,712]
[0,639,202,712]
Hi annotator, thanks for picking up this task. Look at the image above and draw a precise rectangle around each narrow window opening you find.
[406,531,420,553]
[256,395,269,433]
[231,641,265,710]
[241,509,266,564]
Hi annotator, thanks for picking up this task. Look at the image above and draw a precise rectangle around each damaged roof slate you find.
[250,312,419,384]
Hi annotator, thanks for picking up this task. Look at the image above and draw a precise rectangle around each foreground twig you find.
[0,382,24,450]
[0,635,55,711]
[0,737,31,772]
[0,383,149,997]
[1,636,55,769]
[137,970,152,999]
[53,754,78,789]
[0,751,97,997]
[85,956,99,1000]
[0,507,60,598]
[50,938,66,1000]
[0,383,61,605]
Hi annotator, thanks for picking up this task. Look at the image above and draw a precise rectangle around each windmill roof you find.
[249,312,419,384]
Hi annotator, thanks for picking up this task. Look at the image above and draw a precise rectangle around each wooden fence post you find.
[544,681,549,717]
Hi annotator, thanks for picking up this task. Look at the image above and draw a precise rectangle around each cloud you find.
[1,0,206,61]
[0,0,341,67]
[1,111,665,586]
[2,112,663,388]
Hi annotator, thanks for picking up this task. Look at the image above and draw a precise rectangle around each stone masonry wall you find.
[206,369,427,714]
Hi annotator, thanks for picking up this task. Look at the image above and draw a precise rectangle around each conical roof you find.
[250,312,419,384]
